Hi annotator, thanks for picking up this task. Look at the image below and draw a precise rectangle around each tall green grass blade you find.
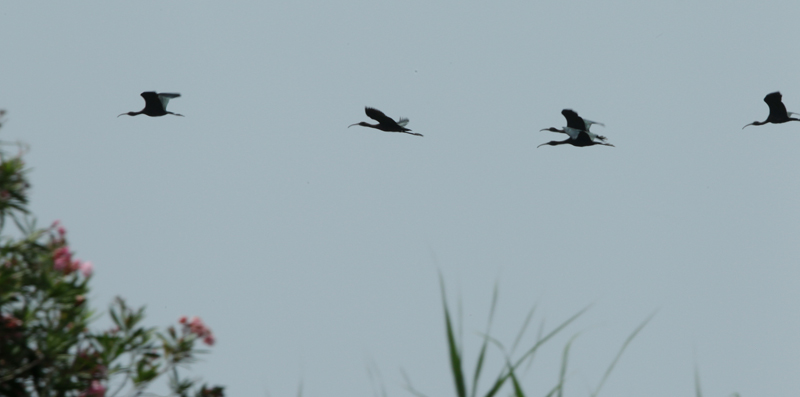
[544,384,559,397]
[365,358,387,397]
[512,305,590,369]
[504,356,526,397]
[510,304,537,356]
[483,305,590,397]
[591,311,657,397]
[543,334,578,397]
[470,282,499,397]
[522,319,547,373]
[440,275,467,397]
[401,369,431,397]
[694,365,702,397]
[557,334,579,397]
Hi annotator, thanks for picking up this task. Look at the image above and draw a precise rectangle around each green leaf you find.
[470,282,498,397]
[440,274,467,397]
[591,311,656,397]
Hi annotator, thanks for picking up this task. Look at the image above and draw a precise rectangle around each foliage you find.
[403,274,654,397]
[0,111,223,397]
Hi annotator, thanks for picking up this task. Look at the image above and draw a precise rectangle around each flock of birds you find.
[119,91,800,148]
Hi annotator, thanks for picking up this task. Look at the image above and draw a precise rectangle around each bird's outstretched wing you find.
[582,119,605,131]
[365,107,395,125]
[140,92,159,102]
[396,118,410,127]
[140,91,164,112]
[157,93,181,109]
[561,109,586,131]
[563,127,582,140]
[763,91,789,121]
[764,91,782,106]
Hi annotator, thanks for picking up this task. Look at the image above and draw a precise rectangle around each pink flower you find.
[79,261,93,277]
[70,259,82,273]
[53,220,65,234]
[79,380,106,397]
[53,246,72,272]
[178,316,187,324]
[189,316,206,334]
[184,316,215,344]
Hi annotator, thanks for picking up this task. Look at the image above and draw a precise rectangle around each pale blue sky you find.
[2,1,800,396]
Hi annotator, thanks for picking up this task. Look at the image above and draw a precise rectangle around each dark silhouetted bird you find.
[348,107,421,137]
[742,91,800,129]
[539,109,613,148]
[119,92,183,117]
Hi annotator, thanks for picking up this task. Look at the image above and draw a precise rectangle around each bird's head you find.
[118,111,138,117]
[348,122,368,128]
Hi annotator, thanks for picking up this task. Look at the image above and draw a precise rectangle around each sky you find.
[2,1,800,396]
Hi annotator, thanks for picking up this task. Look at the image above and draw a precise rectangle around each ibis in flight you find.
[538,109,613,148]
[119,92,183,117]
[349,107,422,137]
[742,91,800,129]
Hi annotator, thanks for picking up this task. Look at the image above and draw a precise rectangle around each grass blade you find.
[556,334,579,397]
[440,275,467,397]
[401,369,431,397]
[591,311,657,397]
[510,304,537,356]
[470,282,499,397]
[505,356,526,397]
[483,305,590,397]
[694,364,702,397]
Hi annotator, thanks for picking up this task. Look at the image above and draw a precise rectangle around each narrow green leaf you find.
[484,305,589,397]
[506,357,526,397]
[470,282,499,397]
[591,311,657,397]
[694,365,703,397]
[509,304,537,356]
[557,334,579,397]
[401,368,431,397]
[440,274,467,397]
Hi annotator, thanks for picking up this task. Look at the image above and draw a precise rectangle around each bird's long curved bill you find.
[347,123,358,128]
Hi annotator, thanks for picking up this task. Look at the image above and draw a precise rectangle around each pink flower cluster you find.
[179,316,216,346]
[50,221,93,277]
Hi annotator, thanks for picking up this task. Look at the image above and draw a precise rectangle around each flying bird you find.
[742,91,800,129]
[348,107,421,137]
[539,109,613,148]
[118,92,183,117]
